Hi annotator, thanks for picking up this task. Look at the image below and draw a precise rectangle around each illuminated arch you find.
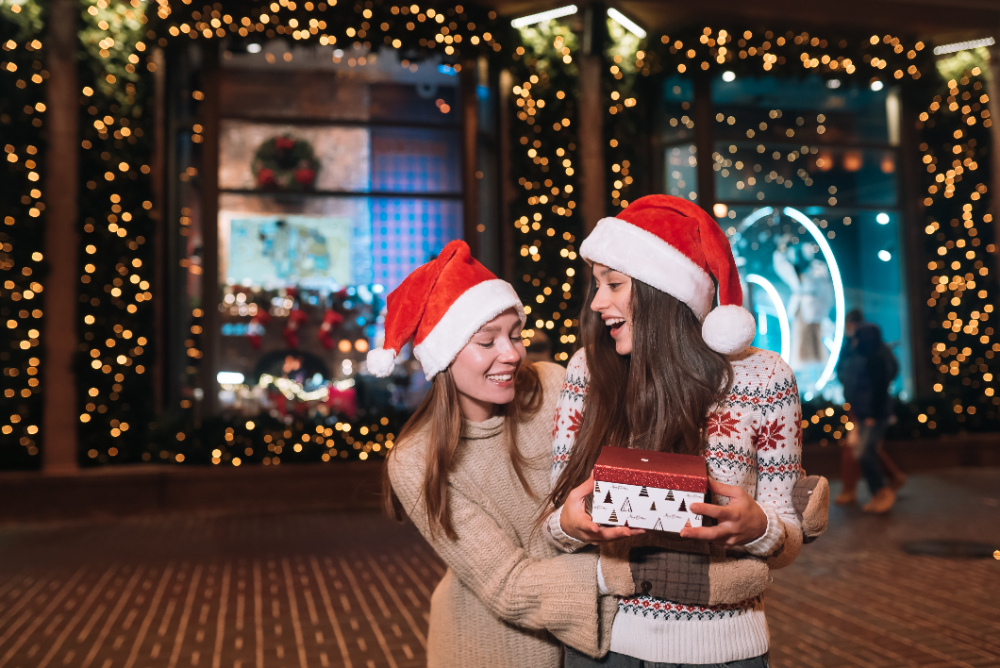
[732,206,846,396]
[746,273,791,363]
[782,207,846,393]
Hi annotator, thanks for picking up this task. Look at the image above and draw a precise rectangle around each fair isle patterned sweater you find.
[548,347,803,664]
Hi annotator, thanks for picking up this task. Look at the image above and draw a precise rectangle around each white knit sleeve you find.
[551,348,589,486]
[744,354,803,559]
[542,349,592,553]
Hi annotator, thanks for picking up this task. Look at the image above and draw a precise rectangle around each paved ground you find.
[0,468,997,668]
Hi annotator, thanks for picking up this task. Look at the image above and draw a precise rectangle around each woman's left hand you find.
[680,479,768,546]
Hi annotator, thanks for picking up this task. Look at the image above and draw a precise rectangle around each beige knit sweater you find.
[386,361,617,668]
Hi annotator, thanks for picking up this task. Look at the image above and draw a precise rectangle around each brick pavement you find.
[0,467,997,668]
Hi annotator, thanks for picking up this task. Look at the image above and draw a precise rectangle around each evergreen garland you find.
[0,1,47,469]
[507,20,584,363]
[75,0,157,466]
[2,2,998,469]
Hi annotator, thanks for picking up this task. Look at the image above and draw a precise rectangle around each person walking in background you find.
[835,310,904,513]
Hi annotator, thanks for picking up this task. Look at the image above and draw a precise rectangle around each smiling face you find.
[450,307,526,422]
[590,263,634,356]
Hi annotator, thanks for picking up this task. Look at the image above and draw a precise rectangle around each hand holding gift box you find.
[679,478,769,546]
[591,446,708,533]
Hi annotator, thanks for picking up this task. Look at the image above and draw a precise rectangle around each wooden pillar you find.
[498,67,515,282]
[41,0,80,473]
[460,59,480,258]
[578,4,607,235]
[199,44,221,417]
[693,71,717,215]
[987,44,1000,296]
[899,101,932,396]
[151,47,167,414]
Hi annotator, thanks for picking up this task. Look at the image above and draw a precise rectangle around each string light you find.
[917,62,998,431]
[0,21,47,466]
[4,3,995,465]
[510,21,581,362]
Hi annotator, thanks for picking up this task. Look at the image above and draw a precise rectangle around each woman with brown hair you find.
[543,195,806,668]
[371,240,619,668]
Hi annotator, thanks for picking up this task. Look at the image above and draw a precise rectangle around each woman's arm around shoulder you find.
[385,433,611,657]
[532,360,569,403]
[551,348,589,485]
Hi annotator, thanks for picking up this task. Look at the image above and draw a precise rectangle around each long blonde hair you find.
[383,362,543,539]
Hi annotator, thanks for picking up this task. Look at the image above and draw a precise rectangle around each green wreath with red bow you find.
[252,135,321,192]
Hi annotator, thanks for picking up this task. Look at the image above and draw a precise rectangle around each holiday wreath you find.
[251,135,322,192]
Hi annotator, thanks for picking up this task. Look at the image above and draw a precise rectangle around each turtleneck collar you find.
[461,414,505,440]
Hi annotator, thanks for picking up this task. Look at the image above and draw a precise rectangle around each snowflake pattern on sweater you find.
[618,595,764,622]
[550,346,803,657]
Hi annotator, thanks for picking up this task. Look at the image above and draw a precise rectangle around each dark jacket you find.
[837,324,894,420]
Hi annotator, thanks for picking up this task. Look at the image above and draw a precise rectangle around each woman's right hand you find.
[560,474,644,544]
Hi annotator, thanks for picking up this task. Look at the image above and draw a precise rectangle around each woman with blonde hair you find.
[372,240,620,668]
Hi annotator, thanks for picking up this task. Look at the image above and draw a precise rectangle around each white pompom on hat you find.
[366,240,525,380]
[579,194,756,355]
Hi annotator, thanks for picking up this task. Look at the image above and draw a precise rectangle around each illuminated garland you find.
[0,2,46,469]
[4,1,998,470]
[149,0,501,58]
[75,0,156,465]
[915,59,999,431]
[509,21,582,363]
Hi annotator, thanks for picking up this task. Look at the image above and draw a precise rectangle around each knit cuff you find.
[596,557,611,595]
[743,502,785,557]
[543,506,589,553]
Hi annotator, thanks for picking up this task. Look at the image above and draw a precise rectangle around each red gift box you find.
[591,446,708,532]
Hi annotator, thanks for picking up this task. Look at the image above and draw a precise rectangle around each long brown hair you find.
[546,274,734,511]
[383,361,543,540]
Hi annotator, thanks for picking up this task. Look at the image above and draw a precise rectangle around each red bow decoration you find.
[318,309,345,350]
[326,383,357,420]
[248,309,272,350]
[283,308,309,349]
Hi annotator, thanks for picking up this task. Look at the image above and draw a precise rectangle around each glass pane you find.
[371,127,462,193]
[725,205,911,401]
[372,198,464,292]
[714,143,898,207]
[661,75,696,145]
[712,74,893,145]
[664,145,698,201]
[219,121,371,192]
[219,194,374,290]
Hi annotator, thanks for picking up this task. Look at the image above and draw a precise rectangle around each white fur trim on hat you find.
[366,347,398,378]
[580,217,716,319]
[702,305,756,355]
[413,279,526,380]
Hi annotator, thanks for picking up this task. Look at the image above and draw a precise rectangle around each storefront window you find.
[663,73,912,400]
[170,43,464,421]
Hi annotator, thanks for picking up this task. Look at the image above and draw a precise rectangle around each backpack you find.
[878,343,899,381]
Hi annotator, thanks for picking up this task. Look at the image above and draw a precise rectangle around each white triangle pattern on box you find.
[590,482,703,531]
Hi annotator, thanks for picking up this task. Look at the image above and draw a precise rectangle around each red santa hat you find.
[579,194,756,355]
[367,240,525,380]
